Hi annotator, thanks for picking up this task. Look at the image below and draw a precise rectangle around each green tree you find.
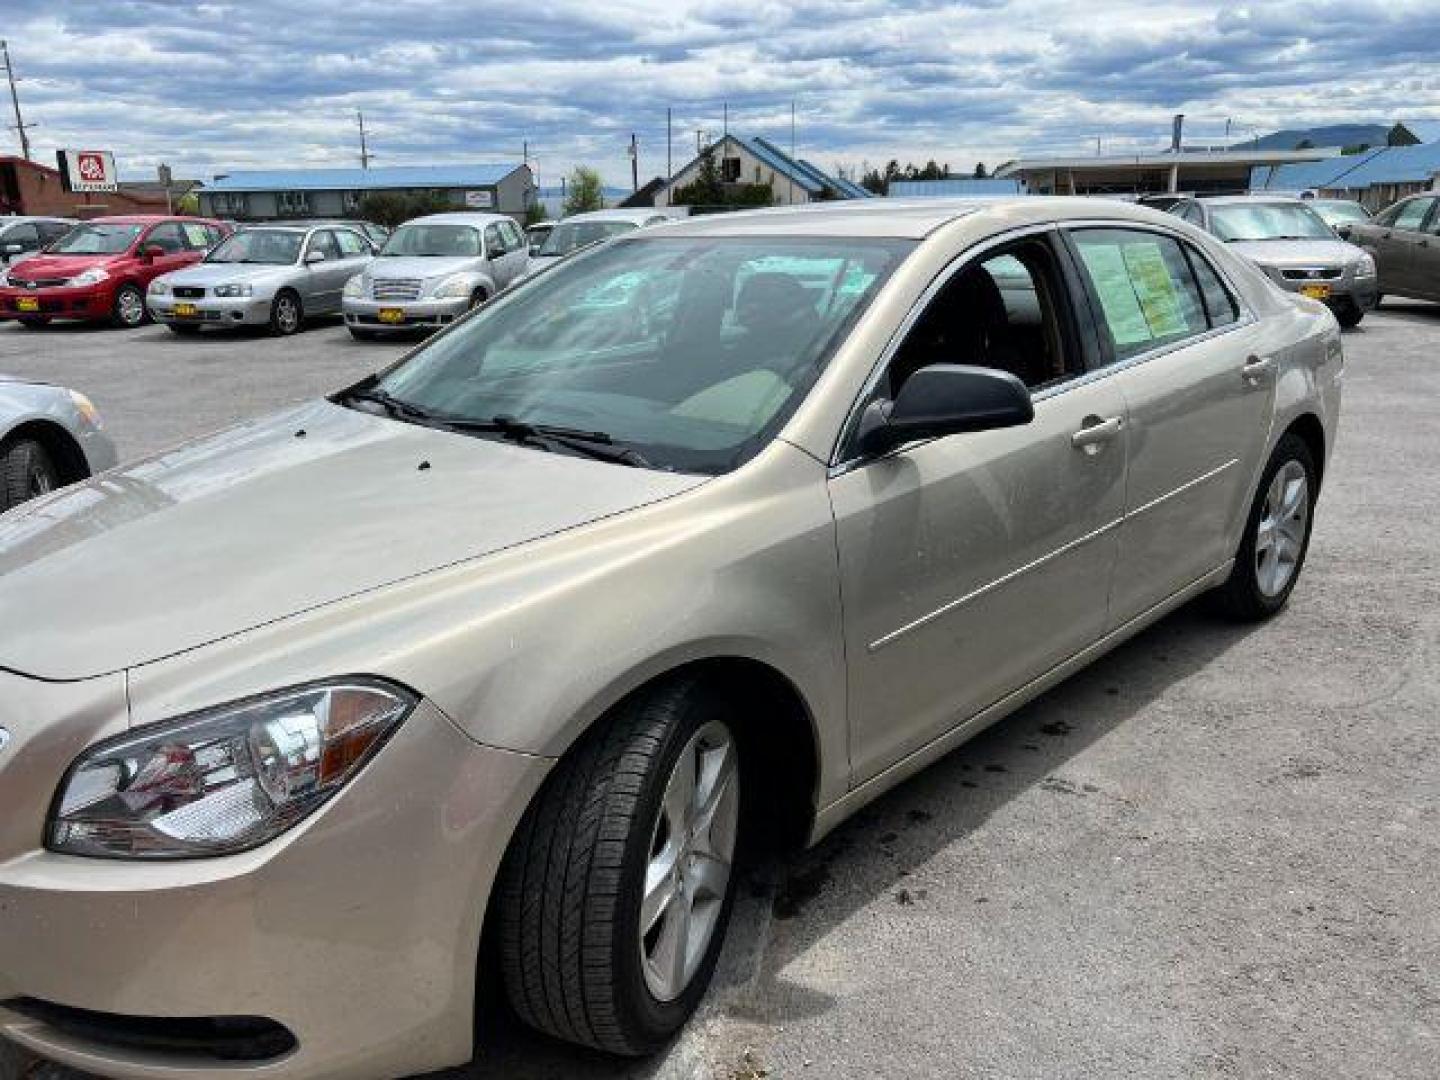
[524,201,550,226]
[671,147,725,207]
[356,192,411,229]
[563,166,605,215]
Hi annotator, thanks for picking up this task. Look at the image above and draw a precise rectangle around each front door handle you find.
[1242,355,1275,386]
[1071,415,1123,453]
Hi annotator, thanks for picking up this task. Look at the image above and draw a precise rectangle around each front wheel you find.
[1335,303,1364,329]
[269,290,303,336]
[1211,432,1317,621]
[111,284,148,328]
[1,437,62,512]
[497,679,742,1055]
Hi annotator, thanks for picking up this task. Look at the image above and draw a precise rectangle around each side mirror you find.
[857,364,1034,457]
[305,249,327,264]
[140,244,165,260]
[2,242,24,255]
[1335,224,1353,240]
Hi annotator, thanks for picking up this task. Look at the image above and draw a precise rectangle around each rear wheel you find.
[497,679,742,1055]
[111,284,148,329]
[269,290,302,336]
[1211,432,1317,621]
[1,437,62,511]
[1335,303,1364,328]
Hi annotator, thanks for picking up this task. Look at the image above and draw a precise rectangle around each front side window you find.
[539,220,638,258]
[306,230,341,261]
[484,223,506,256]
[49,223,145,255]
[206,230,304,265]
[1069,228,1209,362]
[378,223,482,258]
[144,223,188,253]
[1376,198,1432,231]
[889,240,1076,394]
[1207,202,1334,242]
[1311,201,1370,228]
[367,236,912,474]
[1,222,38,248]
[334,229,370,257]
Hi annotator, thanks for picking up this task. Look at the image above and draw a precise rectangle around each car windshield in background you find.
[380,223,482,258]
[206,230,303,265]
[538,221,639,258]
[48,223,145,255]
[1209,203,1334,242]
[367,236,913,474]
[1310,201,1371,228]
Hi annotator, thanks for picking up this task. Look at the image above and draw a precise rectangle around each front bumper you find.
[0,672,551,1080]
[1263,268,1379,311]
[0,284,111,321]
[149,294,274,328]
[343,295,470,332]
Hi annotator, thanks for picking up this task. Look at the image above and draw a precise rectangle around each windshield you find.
[48,223,145,255]
[538,220,638,258]
[206,230,303,265]
[1311,201,1370,228]
[379,223,481,258]
[368,236,912,474]
[1209,203,1334,242]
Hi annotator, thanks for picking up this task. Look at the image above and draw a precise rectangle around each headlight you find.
[1354,253,1377,278]
[433,274,473,299]
[67,389,102,428]
[68,267,109,287]
[148,278,171,295]
[343,274,365,298]
[213,283,253,298]
[49,678,417,859]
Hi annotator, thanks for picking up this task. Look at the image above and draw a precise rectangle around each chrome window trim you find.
[827,218,1256,477]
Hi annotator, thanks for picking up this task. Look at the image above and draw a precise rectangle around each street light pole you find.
[1,40,34,162]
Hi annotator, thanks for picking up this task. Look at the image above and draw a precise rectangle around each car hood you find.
[1226,238,1365,268]
[0,399,706,680]
[5,252,122,280]
[367,255,483,281]
[161,261,298,286]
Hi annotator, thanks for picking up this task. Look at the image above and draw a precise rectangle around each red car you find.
[0,215,230,329]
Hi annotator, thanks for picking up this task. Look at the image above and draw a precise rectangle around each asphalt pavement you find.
[2,303,1438,1079]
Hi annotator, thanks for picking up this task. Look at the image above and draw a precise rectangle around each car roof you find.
[559,209,669,225]
[401,212,513,227]
[1,215,74,224]
[76,215,219,225]
[1199,195,1307,206]
[632,197,1182,240]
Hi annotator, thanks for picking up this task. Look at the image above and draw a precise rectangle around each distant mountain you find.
[1237,124,1391,151]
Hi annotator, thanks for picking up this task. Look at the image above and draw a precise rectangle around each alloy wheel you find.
[1254,459,1308,598]
[639,719,739,1003]
[275,295,300,334]
[116,287,145,327]
[27,465,54,499]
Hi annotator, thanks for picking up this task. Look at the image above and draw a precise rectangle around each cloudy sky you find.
[4,0,1439,188]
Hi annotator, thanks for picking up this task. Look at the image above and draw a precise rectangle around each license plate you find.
[1299,283,1331,300]
[15,296,39,312]
[377,308,405,324]
[173,302,199,318]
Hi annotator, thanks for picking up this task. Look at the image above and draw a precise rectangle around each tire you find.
[111,283,148,329]
[166,323,202,336]
[1,437,62,512]
[1373,294,1383,308]
[269,290,303,336]
[1335,303,1364,329]
[469,288,488,311]
[1211,432,1317,621]
[497,679,742,1056]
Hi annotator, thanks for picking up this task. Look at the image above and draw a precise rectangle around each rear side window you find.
[1379,198,1433,231]
[1185,248,1240,328]
[1069,228,1209,362]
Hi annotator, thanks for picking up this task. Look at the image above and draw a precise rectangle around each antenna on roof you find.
[357,111,371,170]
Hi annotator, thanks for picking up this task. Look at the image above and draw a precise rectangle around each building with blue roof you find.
[198,163,535,223]
[1251,141,1440,210]
[656,134,869,208]
[888,177,1024,197]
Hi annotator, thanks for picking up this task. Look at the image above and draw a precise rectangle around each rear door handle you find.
[1242,355,1275,385]
[1071,415,1123,452]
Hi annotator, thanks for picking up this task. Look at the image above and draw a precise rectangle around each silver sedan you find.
[147,224,374,336]
[0,375,117,512]
[1,199,1339,1078]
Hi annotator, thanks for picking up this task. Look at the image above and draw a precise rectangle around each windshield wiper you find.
[340,386,440,423]
[442,415,653,468]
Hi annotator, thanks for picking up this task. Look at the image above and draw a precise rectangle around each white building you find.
[655,135,869,208]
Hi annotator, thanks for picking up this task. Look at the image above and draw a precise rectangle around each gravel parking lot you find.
[3,303,1439,1080]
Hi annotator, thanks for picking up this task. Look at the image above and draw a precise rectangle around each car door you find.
[137,222,194,284]
[830,231,1128,783]
[302,230,346,312]
[501,220,529,284]
[330,228,374,311]
[1418,200,1440,301]
[1064,225,1275,626]
[1369,197,1435,297]
[482,223,512,289]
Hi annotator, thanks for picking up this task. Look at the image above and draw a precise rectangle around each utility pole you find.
[357,110,371,169]
[789,100,797,204]
[629,133,639,193]
[666,107,673,181]
[723,102,728,139]
[1,40,35,161]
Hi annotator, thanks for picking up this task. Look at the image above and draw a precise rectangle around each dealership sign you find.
[57,149,119,193]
